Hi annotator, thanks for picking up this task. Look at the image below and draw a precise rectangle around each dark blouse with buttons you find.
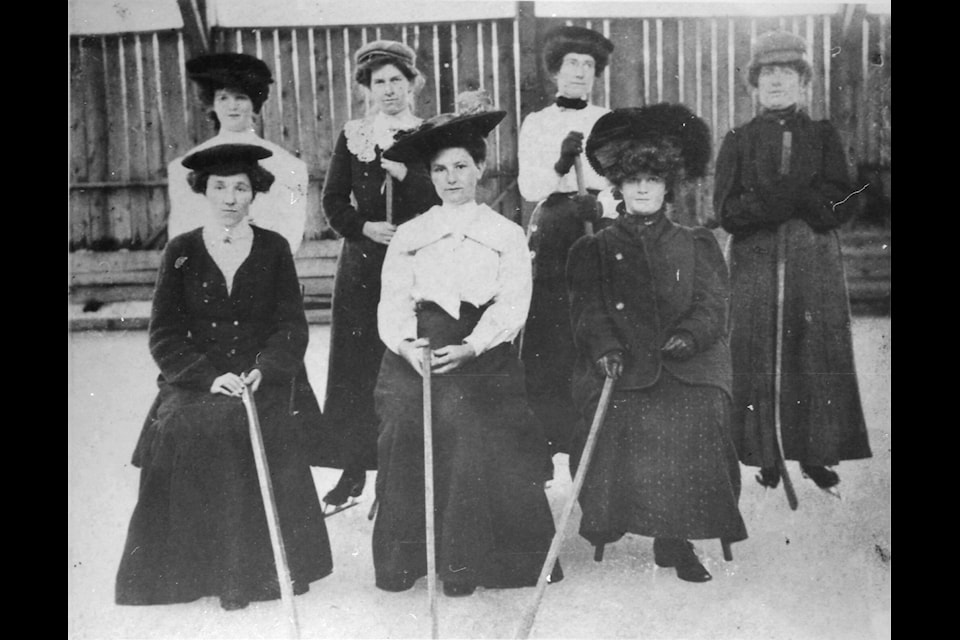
[149,226,308,391]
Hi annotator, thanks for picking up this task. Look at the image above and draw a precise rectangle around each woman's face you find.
[620,173,667,216]
[213,88,255,132]
[554,53,596,100]
[757,64,803,110]
[205,173,254,228]
[369,64,412,116]
[430,147,483,207]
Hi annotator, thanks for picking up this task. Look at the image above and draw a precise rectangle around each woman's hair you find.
[747,59,813,88]
[355,56,425,93]
[605,142,683,203]
[196,83,265,133]
[187,164,276,195]
[426,136,488,169]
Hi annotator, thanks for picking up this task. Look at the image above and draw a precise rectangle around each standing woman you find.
[167,53,309,254]
[713,31,871,492]
[567,104,747,582]
[373,110,560,596]
[320,41,440,508]
[116,144,332,610]
[517,25,615,459]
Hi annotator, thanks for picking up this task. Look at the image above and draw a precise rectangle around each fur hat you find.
[186,53,273,112]
[182,143,275,194]
[383,110,506,165]
[747,30,812,87]
[542,26,615,77]
[585,103,711,187]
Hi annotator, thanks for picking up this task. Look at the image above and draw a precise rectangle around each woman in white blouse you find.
[371,110,561,597]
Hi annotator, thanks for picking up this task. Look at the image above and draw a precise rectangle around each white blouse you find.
[201,219,254,295]
[167,129,309,254]
[517,102,612,203]
[378,202,533,357]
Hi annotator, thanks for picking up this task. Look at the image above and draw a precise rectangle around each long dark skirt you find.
[522,193,591,456]
[322,237,389,470]
[116,383,332,605]
[571,372,747,548]
[728,219,872,468]
[372,303,560,591]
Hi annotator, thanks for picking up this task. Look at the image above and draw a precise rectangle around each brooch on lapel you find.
[174,256,188,269]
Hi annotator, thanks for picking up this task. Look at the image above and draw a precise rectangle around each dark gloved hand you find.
[594,350,624,380]
[571,193,601,223]
[661,331,696,360]
[554,131,584,176]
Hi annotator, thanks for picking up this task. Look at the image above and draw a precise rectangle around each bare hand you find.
[363,221,397,245]
[211,372,245,397]
[661,332,696,360]
[431,343,476,374]
[243,368,263,393]
[381,158,408,182]
[398,337,430,376]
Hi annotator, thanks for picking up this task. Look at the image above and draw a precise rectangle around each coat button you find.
[615,302,625,310]
[233,320,239,326]
[615,253,623,260]
[228,348,236,356]
[530,250,537,259]
[211,321,217,327]
[202,282,207,288]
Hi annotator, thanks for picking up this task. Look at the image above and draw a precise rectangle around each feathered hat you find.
[585,103,711,188]
[542,25,615,77]
[383,110,506,165]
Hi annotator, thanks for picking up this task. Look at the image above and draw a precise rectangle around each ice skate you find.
[323,467,366,516]
[801,464,842,499]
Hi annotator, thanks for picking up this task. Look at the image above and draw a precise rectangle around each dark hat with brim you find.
[747,30,811,86]
[585,103,711,182]
[542,25,615,76]
[186,53,273,103]
[182,143,273,174]
[383,110,506,165]
[355,39,417,69]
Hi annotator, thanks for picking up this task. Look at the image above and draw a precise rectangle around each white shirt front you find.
[378,202,532,356]
[517,102,612,203]
[167,129,309,254]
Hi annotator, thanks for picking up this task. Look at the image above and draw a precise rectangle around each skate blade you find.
[323,499,361,517]
[820,486,842,500]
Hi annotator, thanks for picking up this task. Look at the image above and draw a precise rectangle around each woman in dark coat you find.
[518,26,615,459]
[372,110,560,597]
[567,104,747,582]
[320,40,440,508]
[115,144,332,611]
[713,31,871,492]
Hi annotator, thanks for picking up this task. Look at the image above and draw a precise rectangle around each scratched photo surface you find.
[68,1,891,638]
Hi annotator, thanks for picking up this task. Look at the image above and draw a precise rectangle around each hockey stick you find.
[514,375,616,639]
[422,341,439,639]
[241,384,301,639]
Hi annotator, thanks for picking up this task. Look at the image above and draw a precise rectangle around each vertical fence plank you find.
[303,28,327,239]
[104,36,132,246]
[70,37,91,249]
[126,34,150,246]
[732,18,753,129]
[457,22,481,92]
[661,18,679,104]
[142,33,167,243]
[608,18,642,109]
[278,29,302,156]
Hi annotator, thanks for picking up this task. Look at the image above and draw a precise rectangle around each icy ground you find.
[68,317,890,639]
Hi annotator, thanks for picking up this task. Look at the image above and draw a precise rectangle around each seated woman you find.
[115,144,332,611]
[372,110,561,597]
[567,104,748,582]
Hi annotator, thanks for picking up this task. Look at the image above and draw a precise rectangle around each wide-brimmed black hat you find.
[585,103,711,183]
[186,53,274,110]
[383,110,506,165]
[183,143,275,194]
[542,25,615,76]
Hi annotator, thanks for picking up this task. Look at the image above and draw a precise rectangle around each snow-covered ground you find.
[68,317,890,639]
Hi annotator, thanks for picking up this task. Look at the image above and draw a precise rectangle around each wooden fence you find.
[68,6,891,250]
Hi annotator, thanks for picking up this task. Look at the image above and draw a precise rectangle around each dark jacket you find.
[712,107,871,466]
[567,213,732,408]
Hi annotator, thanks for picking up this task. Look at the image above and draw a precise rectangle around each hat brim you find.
[182,143,273,172]
[383,111,506,165]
